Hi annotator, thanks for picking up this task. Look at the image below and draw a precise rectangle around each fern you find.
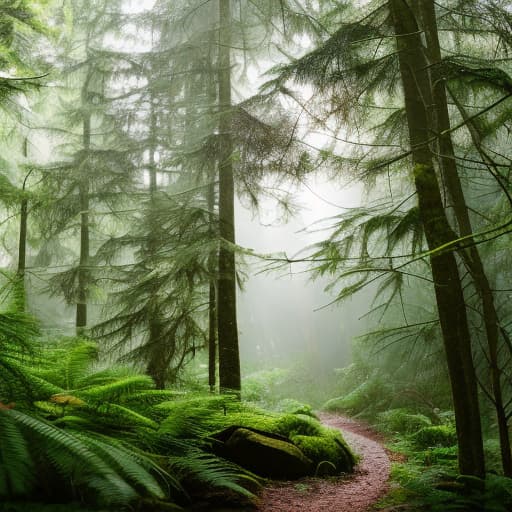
[170,448,258,499]
[0,410,33,496]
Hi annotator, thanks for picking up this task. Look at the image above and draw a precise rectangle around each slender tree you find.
[389,0,485,477]
[217,0,241,393]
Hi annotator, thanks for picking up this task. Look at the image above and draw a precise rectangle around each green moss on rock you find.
[156,394,356,477]
[225,428,314,478]
[274,413,323,438]
[291,430,355,475]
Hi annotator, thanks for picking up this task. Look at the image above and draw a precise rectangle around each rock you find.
[223,427,314,479]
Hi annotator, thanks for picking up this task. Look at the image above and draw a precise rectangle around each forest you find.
[1,0,512,511]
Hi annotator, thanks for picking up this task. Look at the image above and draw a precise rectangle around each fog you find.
[237,173,368,374]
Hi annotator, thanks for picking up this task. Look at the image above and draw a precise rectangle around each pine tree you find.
[38,0,134,334]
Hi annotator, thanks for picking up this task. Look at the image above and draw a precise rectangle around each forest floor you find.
[256,412,391,512]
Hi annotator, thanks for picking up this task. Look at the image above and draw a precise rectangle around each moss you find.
[156,394,356,476]
[411,425,457,449]
[274,413,323,438]
[291,429,355,474]
[225,428,313,478]
[275,399,318,419]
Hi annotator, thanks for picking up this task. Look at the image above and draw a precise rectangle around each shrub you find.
[412,425,457,449]
[377,408,432,435]
[421,446,458,466]
[322,377,393,419]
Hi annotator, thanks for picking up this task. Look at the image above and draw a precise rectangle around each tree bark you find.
[208,173,218,392]
[389,0,485,478]
[18,198,28,278]
[18,138,30,277]
[145,90,167,389]
[417,0,511,477]
[16,137,29,312]
[217,0,241,393]
[207,23,218,393]
[76,111,90,334]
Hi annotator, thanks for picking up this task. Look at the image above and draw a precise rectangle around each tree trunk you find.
[389,0,485,478]
[76,113,90,334]
[16,137,29,312]
[18,198,28,278]
[208,174,218,392]
[146,91,166,388]
[146,319,167,390]
[217,0,241,393]
[417,0,511,477]
[207,23,218,393]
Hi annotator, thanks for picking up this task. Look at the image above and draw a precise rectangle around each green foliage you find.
[243,367,291,406]
[169,447,258,500]
[421,446,458,467]
[243,363,348,409]
[376,408,432,435]
[411,426,458,450]
[155,394,354,474]
[323,376,393,418]
[484,438,504,474]
[274,398,318,418]
[0,408,167,504]
[0,291,257,510]
[388,463,512,512]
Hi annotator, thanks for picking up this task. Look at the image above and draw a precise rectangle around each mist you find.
[237,175,367,373]
[1,1,511,510]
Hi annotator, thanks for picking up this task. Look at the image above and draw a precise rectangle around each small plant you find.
[294,482,311,493]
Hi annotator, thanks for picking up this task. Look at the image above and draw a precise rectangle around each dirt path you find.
[257,412,391,512]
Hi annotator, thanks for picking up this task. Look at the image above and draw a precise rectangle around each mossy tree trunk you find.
[217,0,241,394]
[389,0,485,478]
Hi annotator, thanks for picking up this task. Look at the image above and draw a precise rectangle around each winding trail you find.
[257,413,391,512]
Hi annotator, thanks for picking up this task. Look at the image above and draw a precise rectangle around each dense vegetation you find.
[1,0,512,510]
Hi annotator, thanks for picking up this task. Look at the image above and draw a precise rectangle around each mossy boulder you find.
[291,432,356,475]
[222,427,314,479]
[156,395,356,478]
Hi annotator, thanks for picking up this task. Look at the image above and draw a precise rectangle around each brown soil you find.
[256,412,391,512]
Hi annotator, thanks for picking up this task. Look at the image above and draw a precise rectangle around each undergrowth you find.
[322,360,512,511]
